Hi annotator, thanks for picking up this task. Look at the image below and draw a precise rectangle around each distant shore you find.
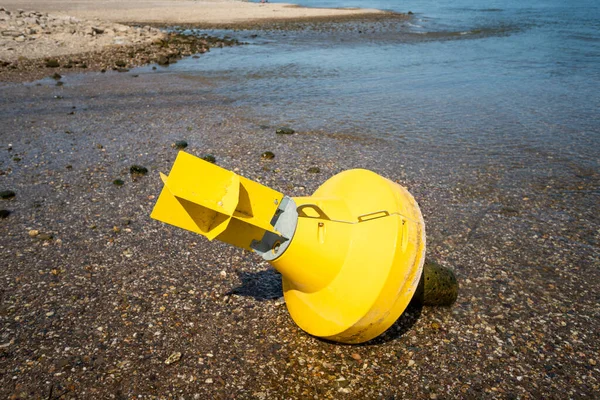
[0,0,386,25]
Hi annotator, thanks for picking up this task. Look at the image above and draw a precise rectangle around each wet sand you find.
[0,65,598,398]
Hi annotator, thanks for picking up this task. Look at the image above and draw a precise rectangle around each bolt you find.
[274,199,279,205]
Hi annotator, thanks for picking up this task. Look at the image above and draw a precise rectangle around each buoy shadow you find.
[228,269,283,301]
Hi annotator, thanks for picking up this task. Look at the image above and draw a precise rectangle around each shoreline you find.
[0,2,405,83]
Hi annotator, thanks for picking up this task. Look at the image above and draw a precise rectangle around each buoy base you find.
[270,169,426,344]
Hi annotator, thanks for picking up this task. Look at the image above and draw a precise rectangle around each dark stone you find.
[414,261,458,306]
[116,68,129,73]
[0,209,10,218]
[115,60,127,68]
[13,157,21,162]
[113,179,125,186]
[307,167,320,173]
[51,72,62,80]
[0,190,15,199]
[45,59,60,68]
[201,154,216,164]
[129,165,148,175]
[157,56,169,66]
[172,140,188,150]
[261,151,275,160]
[276,127,295,135]
[56,81,63,86]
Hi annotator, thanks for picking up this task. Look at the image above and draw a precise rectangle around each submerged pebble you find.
[0,190,16,199]
[172,140,188,150]
[276,127,295,135]
[130,165,148,175]
[261,151,275,160]
[201,154,216,163]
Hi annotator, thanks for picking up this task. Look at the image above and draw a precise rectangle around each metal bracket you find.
[251,196,298,261]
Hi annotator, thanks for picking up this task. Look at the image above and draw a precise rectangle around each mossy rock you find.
[129,165,148,175]
[276,127,295,135]
[261,151,275,160]
[201,154,216,164]
[45,59,60,68]
[172,140,188,150]
[0,190,16,200]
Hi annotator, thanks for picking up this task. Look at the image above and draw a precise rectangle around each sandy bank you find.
[0,0,385,25]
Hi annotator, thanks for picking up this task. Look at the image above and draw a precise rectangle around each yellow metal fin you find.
[151,151,284,250]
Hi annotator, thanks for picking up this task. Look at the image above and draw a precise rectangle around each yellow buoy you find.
[151,151,426,343]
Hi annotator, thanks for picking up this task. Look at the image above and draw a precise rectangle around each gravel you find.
[0,33,599,400]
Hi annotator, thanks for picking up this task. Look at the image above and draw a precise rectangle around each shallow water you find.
[143,0,599,181]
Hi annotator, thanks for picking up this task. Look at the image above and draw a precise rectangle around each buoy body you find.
[151,152,426,343]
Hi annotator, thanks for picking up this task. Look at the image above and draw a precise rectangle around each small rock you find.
[115,60,127,68]
[261,151,275,160]
[130,165,148,175]
[172,140,188,150]
[28,229,39,237]
[113,179,125,186]
[307,167,320,173]
[51,72,62,80]
[205,378,213,384]
[0,190,15,199]
[45,59,60,68]
[165,352,182,365]
[201,154,216,164]
[38,233,53,241]
[0,209,10,218]
[351,353,361,361]
[156,56,169,66]
[276,127,295,135]
[408,360,416,367]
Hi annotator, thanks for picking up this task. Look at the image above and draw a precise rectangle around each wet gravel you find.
[0,54,599,399]
[0,31,239,83]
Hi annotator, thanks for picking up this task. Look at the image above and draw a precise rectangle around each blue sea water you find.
[165,0,600,175]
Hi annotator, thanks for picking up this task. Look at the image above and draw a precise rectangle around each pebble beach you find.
[1,0,599,399]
